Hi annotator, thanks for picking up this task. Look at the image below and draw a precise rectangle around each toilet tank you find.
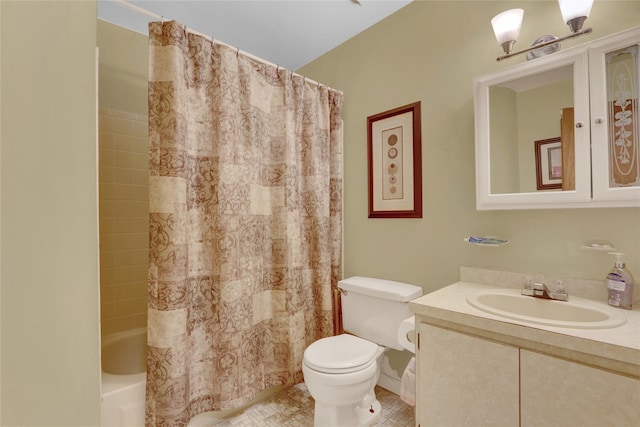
[339,276,423,350]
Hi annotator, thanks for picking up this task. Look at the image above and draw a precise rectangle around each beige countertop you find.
[410,281,640,377]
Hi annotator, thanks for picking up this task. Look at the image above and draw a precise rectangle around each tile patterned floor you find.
[189,383,415,427]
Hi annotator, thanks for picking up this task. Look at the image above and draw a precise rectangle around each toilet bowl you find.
[302,334,385,427]
[302,276,423,427]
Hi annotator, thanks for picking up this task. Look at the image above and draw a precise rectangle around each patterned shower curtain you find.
[146,21,343,426]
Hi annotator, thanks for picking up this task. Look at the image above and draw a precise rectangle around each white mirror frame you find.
[474,48,592,210]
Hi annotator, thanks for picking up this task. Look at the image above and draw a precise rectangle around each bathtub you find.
[101,328,147,427]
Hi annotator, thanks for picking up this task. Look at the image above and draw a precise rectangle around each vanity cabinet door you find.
[589,29,640,206]
[416,323,519,427]
[520,350,640,426]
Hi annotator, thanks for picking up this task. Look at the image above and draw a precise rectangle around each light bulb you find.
[558,0,593,32]
[491,9,524,54]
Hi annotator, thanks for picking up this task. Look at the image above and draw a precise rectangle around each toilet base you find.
[312,392,382,427]
[356,398,381,426]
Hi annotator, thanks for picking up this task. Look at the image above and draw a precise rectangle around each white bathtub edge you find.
[102,372,146,397]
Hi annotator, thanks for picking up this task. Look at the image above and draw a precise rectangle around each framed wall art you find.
[535,137,563,190]
[367,102,422,218]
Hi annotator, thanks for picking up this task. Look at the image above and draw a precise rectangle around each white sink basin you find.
[466,289,627,329]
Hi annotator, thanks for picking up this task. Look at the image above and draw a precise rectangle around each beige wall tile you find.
[99,108,149,337]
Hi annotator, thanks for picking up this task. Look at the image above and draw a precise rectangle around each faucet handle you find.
[550,280,569,301]
[521,276,535,296]
[523,275,534,290]
[553,280,567,294]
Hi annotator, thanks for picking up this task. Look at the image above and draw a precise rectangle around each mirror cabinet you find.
[474,27,640,210]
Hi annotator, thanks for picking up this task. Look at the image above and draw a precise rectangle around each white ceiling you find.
[97,0,413,70]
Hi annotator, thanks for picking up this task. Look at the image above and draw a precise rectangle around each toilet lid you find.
[303,334,380,374]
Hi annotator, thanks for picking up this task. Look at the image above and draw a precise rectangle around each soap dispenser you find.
[606,252,635,310]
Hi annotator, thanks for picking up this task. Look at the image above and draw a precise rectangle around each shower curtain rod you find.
[112,0,339,92]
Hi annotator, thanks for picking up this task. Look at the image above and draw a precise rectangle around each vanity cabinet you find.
[416,324,519,426]
[474,27,640,210]
[520,350,640,426]
[415,322,640,427]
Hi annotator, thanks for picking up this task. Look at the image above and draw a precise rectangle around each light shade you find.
[558,0,593,23]
[491,9,524,45]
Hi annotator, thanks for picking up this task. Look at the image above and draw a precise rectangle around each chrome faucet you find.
[521,278,569,302]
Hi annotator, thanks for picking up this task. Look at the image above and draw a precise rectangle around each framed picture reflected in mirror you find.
[535,137,563,190]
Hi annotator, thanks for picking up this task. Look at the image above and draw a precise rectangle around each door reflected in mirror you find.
[489,64,575,194]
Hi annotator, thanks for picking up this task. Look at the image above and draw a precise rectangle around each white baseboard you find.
[376,353,402,395]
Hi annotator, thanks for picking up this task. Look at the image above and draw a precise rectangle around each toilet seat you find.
[303,334,380,374]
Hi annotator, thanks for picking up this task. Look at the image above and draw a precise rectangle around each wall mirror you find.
[474,48,592,209]
[489,64,574,194]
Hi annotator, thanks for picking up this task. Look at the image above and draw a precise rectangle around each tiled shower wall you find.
[99,107,149,337]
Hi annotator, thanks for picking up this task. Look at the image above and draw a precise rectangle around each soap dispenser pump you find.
[606,252,635,310]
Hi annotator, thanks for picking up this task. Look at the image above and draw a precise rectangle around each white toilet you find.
[302,276,423,427]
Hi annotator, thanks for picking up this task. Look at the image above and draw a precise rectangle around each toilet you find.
[302,276,423,427]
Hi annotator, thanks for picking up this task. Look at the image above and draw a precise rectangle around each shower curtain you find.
[145,21,343,426]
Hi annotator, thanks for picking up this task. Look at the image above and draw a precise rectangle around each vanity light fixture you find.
[491,0,594,61]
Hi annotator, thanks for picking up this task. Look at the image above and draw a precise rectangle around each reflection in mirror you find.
[489,64,575,194]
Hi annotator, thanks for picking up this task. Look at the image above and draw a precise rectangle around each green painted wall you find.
[1,1,101,424]
[299,1,640,374]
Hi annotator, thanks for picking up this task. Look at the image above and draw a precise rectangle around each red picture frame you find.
[367,102,422,218]
[535,137,563,190]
